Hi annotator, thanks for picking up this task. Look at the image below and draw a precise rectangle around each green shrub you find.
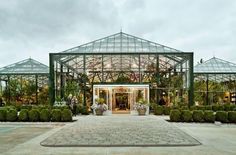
[76,105,89,115]
[163,106,171,115]
[197,106,205,111]
[180,106,189,110]
[0,109,7,121]
[192,110,204,122]
[154,105,163,115]
[205,105,212,110]
[28,109,40,122]
[204,110,215,123]
[61,109,72,122]
[18,109,28,121]
[81,106,89,115]
[212,105,219,111]
[21,105,32,111]
[172,105,180,110]
[224,104,236,111]
[216,111,228,123]
[218,105,224,111]
[228,111,236,123]
[170,110,181,122]
[40,109,51,122]
[6,109,18,122]
[190,106,197,111]
[181,110,192,122]
[51,109,61,122]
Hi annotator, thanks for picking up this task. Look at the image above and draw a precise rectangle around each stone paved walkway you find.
[41,115,200,147]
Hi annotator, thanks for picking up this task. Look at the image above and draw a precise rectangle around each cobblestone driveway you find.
[41,115,200,147]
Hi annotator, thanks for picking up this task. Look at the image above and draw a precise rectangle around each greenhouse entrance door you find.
[93,84,150,115]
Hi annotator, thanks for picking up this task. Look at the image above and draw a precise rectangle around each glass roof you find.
[0,58,49,75]
[61,32,184,54]
[194,57,236,74]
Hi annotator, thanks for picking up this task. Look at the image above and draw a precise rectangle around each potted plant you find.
[134,99,149,115]
[91,98,108,116]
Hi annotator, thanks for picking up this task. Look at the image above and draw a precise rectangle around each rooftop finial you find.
[120,26,122,33]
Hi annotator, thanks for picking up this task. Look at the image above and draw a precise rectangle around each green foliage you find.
[65,80,79,97]
[223,104,235,111]
[170,110,181,122]
[212,105,224,111]
[204,110,215,123]
[18,109,28,121]
[115,74,131,83]
[61,109,72,122]
[0,109,7,121]
[197,106,205,111]
[6,109,18,121]
[181,110,192,122]
[192,110,204,122]
[163,106,171,115]
[154,105,163,115]
[190,106,197,111]
[40,109,51,122]
[228,111,236,123]
[28,109,40,122]
[51,109,61,122]
[180,106,189,110]
[21,105,32,111]
[38,87,49,105]
[216,111,228,123]
[205,105,212,110]
[76,105,89,115]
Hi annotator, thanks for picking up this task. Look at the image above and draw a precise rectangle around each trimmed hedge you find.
[216,111,228,123]
[28,109,40,122]
[204,110,215,123]
[192,110,204,122]
[18,109,29,121]
[154,105,163,115]
[0,109,7,121]
[61,109,72,122]
[40,109,51,122]
[180,106,189,110]
[170,110,181,122]
[181,110,192,122]
[205,105,212,110]
[6,109,18,121]
[51,109,61,122]
[228,111,236,123]
[163,106,171,115]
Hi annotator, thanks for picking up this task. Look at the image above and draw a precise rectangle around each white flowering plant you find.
[91,98,108,112]
[133,99,149,111]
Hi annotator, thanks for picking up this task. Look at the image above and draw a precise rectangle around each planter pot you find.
[95,109,103,116]
[138,108,147,115]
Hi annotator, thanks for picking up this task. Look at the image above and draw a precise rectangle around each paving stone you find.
[40,115,200,146]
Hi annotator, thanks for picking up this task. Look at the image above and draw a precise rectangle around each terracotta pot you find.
[138,108,147,115]
[95,109,103,116]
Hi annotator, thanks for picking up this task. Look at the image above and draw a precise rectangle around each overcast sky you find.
[0,0,235,67]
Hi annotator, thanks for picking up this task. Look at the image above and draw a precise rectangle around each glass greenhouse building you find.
[0,58,49,104]
[49,32,194,114]
[194,57,236,105]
